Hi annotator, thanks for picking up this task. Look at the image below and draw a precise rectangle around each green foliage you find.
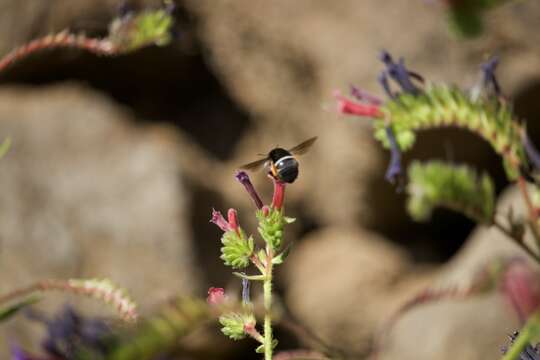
[256,209,295,251]
[407,161,495,223]
[446,0,507,38]
[375,84,526,179]
[108,9,174,52]
[220,229,254,269]
[219,312,255,341]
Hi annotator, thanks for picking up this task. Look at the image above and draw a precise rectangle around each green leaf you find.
[272,243,293,265]
[232,272,265,281]
[0,295,41,322]
[219,312,255,341]
[407,161,495,223]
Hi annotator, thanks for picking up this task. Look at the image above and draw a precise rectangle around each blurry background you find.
[0,0,539,359]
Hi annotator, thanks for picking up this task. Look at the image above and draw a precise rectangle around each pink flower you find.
[207,287,226,306]
[210,209,232,232]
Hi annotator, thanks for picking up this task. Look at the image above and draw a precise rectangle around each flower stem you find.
[263,245,274,360]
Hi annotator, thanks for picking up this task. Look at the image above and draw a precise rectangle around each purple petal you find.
[384,126,403,186]
[235,171,264,209]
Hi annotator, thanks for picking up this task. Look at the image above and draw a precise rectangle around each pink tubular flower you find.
[210,208,232,232]
[334,91,383,118]
[235,171,264,209]
[207,287,226,306]
[271,177,286,210]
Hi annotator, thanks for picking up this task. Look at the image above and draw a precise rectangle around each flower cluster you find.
[209,171,295,358]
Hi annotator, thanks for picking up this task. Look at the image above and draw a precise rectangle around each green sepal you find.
[272,243,293,265]
[0,294,42,322]
[219,312,256,341]
[256,208,289,251]
[407,160,495,223]
[220,228,254,269]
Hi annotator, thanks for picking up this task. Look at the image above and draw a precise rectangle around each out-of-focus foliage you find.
[406,161,495,223]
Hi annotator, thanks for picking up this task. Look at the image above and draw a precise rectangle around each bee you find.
[239,137,317,183]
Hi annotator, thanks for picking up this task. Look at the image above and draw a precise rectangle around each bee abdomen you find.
[275,156,299,183]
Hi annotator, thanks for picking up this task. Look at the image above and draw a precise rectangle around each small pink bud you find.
[210,209,231,232]
[334,91,383,118]
[271,177,286,210]
[227,208,239,233]
[262,205,270,217]
[207,287,226,306]
[500,260,540,324]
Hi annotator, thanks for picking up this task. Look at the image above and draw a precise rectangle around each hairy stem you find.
[264,245,274,360]
[501,308,540,360]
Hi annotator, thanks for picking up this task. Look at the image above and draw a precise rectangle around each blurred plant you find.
[372,257,540,358]
[12,304,116,360]
[337,51,540,359]
[435,0,510,38]
[209,171,296,360]
[0,2,175,74]
[0,278,138,324]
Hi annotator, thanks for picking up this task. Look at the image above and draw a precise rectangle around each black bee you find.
[239,137,317,183]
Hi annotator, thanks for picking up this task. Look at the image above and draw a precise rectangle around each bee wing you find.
[288,136,318,155]
[239,157,269,171]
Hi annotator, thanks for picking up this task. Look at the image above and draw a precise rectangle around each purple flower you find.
[379,51,422,97]
[235,171,264,209]
[384,126,403,186]
[350,85,383,105]
[521,129,540,171]
[481,56,502,97]
[241,278,251,305]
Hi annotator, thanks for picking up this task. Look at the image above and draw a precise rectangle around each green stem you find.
[263,245,274,360]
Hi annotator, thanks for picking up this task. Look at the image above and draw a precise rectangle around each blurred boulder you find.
[0,84,199,352]
[183,0,540,237]
[377,184,538,360]
[283,226,433,355]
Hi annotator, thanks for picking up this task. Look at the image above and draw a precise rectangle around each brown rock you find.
[0,84,199,353]
[283,226,433,355]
